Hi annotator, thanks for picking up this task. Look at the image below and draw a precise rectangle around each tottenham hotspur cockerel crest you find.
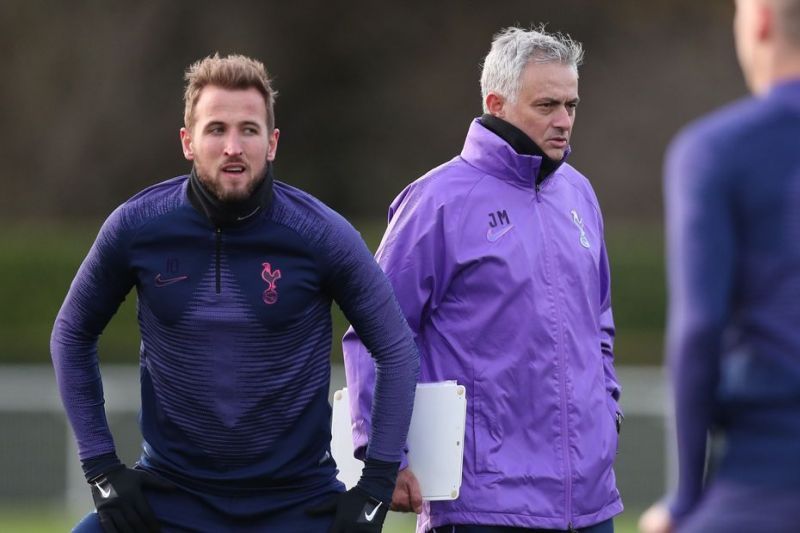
[261,262,282,305]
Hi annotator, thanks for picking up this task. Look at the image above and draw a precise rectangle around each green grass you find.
[0,220,665,366]
[385,511,641,532]
[0,507,640,532]
[0,507,76,533]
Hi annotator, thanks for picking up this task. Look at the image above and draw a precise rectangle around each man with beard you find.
[52,53,419,532]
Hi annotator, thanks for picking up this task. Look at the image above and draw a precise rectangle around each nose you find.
[224,133,243,156]
[552,105,572,131]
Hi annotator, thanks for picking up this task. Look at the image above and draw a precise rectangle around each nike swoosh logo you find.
[154,274,189,287]
[486,224,514,242]
[94,482,111,499]
[364,501,383,522]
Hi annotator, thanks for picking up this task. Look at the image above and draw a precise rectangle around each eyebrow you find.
[535,97,581,105]
[533,96,581,105]
[204,120,262,129]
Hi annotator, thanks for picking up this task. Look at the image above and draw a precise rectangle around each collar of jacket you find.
[462,115,570,188]
[187,163,274,228]
[767,77,800,112]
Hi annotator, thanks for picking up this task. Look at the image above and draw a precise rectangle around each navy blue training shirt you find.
[665,79,800,519]
[51,171,419,496]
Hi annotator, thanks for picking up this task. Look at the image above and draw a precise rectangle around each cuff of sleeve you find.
[609,385,622,403]
[81,452,123,483]
[356,457,400,504]
[353,444,367,462]
[399,449,409,471]
[667,492,696,524]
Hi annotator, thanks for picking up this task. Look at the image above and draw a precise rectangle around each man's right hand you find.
[390,468,423,513]
[89,465,173,533]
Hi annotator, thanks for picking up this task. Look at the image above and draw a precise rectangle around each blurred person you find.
[51,53,419,533]
[343,26,622,533]
[639,1,800,532]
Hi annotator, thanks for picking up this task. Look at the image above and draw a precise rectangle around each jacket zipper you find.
[215,228,222,294]
[536,190,573,527]
[559,309,573,529]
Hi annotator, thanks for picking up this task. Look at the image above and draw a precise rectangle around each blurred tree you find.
[1,0,742,222]
[0,0,741,366]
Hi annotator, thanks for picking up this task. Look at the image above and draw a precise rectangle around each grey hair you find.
[480,25,584,113]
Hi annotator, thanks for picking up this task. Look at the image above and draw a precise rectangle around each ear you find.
[180,127,194,161]
[267,128,280,162]
[485,92,506,118]
[755,0,774,42]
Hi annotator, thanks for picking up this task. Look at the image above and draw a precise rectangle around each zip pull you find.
[215,228,222,294]
[567,523,578,533]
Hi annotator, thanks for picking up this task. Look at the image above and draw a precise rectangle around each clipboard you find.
[331,381,467,500]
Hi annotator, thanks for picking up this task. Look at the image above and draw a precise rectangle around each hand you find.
[638,503,673,533]
[89,465,174,533]
[307,487,389,533]
[390,468,422,513]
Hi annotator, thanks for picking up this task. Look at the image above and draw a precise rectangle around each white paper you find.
[331,381,467,500]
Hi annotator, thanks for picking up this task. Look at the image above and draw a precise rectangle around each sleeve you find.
[598,232,621,407]
[50,207,136,463]
[342,182,454,461]
[664,130,736,520]
[323,208,421,463]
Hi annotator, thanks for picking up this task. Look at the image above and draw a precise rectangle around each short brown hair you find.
[183,53,277,131]
[776,0,800,47]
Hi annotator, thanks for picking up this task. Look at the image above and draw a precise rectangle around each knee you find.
[72,511,103,533]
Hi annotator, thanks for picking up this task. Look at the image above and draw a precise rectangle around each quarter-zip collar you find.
[461,116,570,189]
[187,163,274,228]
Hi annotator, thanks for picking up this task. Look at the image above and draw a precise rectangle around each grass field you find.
[0,507,641,532]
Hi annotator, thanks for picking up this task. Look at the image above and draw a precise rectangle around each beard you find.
[196,163,266,203]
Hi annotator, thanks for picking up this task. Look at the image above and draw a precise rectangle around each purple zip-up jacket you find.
[343,119,623,531]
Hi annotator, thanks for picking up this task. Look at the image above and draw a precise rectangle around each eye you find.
[243,126,259,135]
[208,126,224,135]
[536,102,555,114]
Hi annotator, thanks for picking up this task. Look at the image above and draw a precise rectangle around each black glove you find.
[307,486,389,533]
[89,464,173,533]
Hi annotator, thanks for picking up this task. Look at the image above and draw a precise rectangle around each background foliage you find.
[4,1,741,222]
[2,221,664,365]
[2,1,744,367]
